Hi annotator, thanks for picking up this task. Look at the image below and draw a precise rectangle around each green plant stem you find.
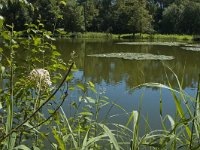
[6,25,15,149]
[34,78,42,112]
[190,74,200,149]
[0,62,74,143]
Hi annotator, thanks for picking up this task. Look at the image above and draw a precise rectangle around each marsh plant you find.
[0,16,200,150]
[0,16,72,149]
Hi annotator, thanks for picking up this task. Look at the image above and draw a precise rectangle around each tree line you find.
[1,0,200,35]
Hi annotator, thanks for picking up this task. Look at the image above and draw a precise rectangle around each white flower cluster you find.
[29,69,52,88]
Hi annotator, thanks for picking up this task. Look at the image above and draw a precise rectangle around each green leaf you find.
[52,51,61,56]
[80,112,93,116]
[88,81,95,87]
[45,34,55,41]
[0,16,4,29]
[1,66,5,74]
[48,109,54,114]
[167,115,175,130]
[33,146,40,150]
[89,87,97,93]
[77,83,85,91]
[51,45,56,50]
[82,134,108,149]
[14,145,31,150]
[33,37,41,46]
[52,129,66,150]
[8,132,17,150]
[12,44,19,49]
[86,97,95,104]
[66,74,73,81]
[98,124,120,150]
[81,130,89,150]
[24,122,40,133]
[2,31,10,40]
[0,102,2,109]
[59,1,67,6]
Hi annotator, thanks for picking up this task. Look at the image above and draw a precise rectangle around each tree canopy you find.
[0,0,200,34]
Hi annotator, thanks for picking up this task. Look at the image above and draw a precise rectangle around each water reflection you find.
[55,39,200,89]
[56,39,200,132]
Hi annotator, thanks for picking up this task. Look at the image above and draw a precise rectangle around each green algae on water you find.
[88,53,174,60]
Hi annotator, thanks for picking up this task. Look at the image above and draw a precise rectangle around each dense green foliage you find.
[1,0,200,34]
[1,12,200,149]
[1,1,200,149]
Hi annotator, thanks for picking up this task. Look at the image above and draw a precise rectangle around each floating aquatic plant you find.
[116,42,187,46]
[88,53,174,60]
[181,47,200,52]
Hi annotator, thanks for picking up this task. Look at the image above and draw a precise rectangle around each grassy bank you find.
[119,33,193,41]
[66,32,194,41]
[67,32,113,39]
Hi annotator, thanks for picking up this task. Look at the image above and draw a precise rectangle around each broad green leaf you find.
[99,123,120,150]
[33,37,41,46]
[1,66,5,74]
[2,31,10,40]
[86,96,95,103]
[59,1,67,6]
[33,146,40,150]
[88,81,95,87]
[80,112,93,116]
[81,130,89,150]
[90,87,97,93]
[24,122,40,133]
[66,74,73,81]
[83,134,108,148]
[52,51,61,56]
[8,132,17,150]
[52,128,66,150]
[77,83,85,91]
[14,145,31,150]
[12,44,19,49]
[39,23,44,27]
[48,109,54,114]
[45,34,55,41]
[51,45,56,50]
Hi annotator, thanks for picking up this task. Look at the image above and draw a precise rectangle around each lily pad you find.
[184,44,200,47]
[181,47,200,51]
[116,42,187,46]
[88,53,174,60]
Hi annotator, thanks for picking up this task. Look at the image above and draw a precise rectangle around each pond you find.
[55,39,200,134]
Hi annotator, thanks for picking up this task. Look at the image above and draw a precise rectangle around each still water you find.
[55,39,200,132]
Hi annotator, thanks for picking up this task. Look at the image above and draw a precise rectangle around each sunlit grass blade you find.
[60,107,78,149]
[98,123,120,150]
[130,111,139,150]
[165,66,192,117]
[52,128,66,150]
[167,81,191,139]
[82,133,108,149]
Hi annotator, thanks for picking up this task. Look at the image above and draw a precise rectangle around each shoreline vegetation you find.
[1,16,200,149]
[66,32,196,41]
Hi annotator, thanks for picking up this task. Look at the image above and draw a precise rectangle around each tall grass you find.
[46,69,200,149]
[119,33,193,41]
[68,32,113,39]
